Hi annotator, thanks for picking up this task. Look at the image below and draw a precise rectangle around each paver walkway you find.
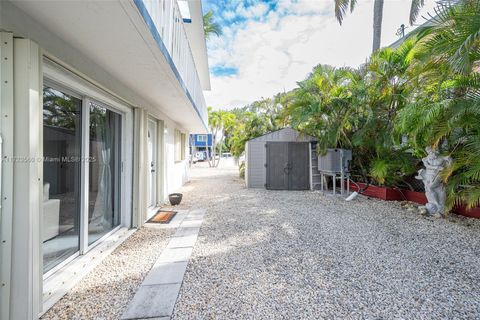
[121,209,205,319]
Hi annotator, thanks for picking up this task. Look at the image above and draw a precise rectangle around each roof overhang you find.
[3,0,208,132]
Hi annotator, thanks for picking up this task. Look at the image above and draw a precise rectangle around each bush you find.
[239,162,245,179]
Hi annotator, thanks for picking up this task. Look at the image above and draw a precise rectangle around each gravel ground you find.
[42,227,172,320]
[172,160,480,319]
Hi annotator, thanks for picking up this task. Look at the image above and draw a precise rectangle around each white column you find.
[132,108,148,227]
[10,38,42,319]
[0,31,14,320]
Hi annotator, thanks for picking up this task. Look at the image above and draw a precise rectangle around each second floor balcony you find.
[136,0,210,130]
[6,0,210,132]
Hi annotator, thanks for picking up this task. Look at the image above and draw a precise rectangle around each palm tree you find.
[334,0,425,52]
[203,10,222,39]
[207,108,237,167]
[372,0,384,52]
[397,0,480,210]
[409,0,426,25]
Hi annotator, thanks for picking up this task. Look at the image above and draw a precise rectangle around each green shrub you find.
[239,162,245,179]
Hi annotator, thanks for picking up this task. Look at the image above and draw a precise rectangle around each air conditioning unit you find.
[318,148,352,173]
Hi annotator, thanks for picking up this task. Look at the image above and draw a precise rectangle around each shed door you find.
[266,142,310,190]
[266,142,288,190]
[288,142,310,190]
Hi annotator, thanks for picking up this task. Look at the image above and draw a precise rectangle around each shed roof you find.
[247,127,317,143]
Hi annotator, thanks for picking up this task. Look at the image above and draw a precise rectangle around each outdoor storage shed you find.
[245,128,317,190]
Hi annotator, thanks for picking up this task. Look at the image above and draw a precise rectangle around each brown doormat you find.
[147,210,177,224]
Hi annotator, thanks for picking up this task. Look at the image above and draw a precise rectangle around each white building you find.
[0,0,209,319]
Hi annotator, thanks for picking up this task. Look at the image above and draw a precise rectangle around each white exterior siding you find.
[164,120,190,196]
[246,140,266,188]
[0,0,209,318]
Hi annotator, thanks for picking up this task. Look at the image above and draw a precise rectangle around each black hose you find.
[350,180,370,194]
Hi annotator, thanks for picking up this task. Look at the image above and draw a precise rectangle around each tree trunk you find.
[207,131,214,167]
[206,146,213,167]
[208,129,218,167]
[215,138,224,168]
[372,0,384,52]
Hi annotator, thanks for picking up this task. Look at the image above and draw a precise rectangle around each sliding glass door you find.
[88,102,122,245]
[42,86,82,273]
[42,84,125,274]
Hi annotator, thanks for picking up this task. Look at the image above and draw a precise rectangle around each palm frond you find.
[334,0,357,25]
[410,0,425,25]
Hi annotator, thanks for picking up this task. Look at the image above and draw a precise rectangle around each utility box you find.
[318,148,352,173]
[317,149,352,195]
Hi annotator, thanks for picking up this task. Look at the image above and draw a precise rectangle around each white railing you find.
[141,0,208,127]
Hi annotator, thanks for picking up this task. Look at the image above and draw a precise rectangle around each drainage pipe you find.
[345,181,370,201]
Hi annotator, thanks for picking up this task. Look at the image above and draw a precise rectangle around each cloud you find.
[237,2,270,18]
[204,0,438,110]
[223,10,236,20]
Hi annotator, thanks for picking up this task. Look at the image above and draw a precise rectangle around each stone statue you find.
[416,147,452,216]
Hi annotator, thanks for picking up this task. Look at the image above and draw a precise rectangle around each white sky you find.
[204,0,438,110]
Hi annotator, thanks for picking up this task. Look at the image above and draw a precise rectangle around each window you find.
[174,129,181,162]
[181,133,186,160]
[42,82,125,274]
[175,129,186,162]
[197,134,207,142]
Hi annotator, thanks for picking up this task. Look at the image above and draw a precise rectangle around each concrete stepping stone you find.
[120,283,181,319]
[173,227,200,237]
[156,247,193,263]
[142,261,188,286]
[121,209,206,320]
[167,234,198,248]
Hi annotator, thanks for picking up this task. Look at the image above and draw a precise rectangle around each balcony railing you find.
[137,0,208,128]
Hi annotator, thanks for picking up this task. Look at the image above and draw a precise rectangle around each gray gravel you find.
[41,227,172,320]
[172,160,480,319]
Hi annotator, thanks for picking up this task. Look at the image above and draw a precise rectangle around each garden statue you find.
[416,147,452,216]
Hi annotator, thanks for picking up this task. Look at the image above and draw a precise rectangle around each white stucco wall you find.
[0,2,198,318]
[163,120,190,198]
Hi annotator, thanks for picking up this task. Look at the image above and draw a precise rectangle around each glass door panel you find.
[88,102,122,245]
[42,86,82,273]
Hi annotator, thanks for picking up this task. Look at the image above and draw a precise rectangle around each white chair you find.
[43,183,60,242]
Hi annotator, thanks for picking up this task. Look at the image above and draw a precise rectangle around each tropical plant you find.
[207,108,236,167]
[410,0,426,24]
[221,0,480,212]
[239,162,246,179]
[224,98,285,158]
[282,38,419,188]
[43,87,80,130]
[397,0,480,210]
[203,10,222,39]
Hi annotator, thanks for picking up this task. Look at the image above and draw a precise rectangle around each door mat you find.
[147,210,177,224]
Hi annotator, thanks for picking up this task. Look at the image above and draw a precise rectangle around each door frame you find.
[156,120,165,205]
[42,58,134,258]
[147,117,158,210]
